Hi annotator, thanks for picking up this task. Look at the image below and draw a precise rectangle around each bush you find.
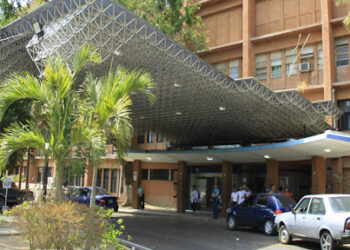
[7,201,128,249]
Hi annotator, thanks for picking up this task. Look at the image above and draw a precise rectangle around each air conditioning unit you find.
[299,62,312,72]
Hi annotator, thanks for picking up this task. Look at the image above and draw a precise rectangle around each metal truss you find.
[0,0,343,146]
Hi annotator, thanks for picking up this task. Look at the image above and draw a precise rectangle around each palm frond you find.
[72,44,102,76]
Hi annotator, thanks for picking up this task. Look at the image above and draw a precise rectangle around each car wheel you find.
[320,231,336,250]
[279,225,292,244]
[263,220,275,235]
[227,215,237,231]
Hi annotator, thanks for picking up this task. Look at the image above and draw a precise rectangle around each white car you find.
[275,194,350,250]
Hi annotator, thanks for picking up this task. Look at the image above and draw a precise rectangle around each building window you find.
[256,54,267,80]
[142,169,149,180]
[111,169,117,193]
[270,51,282,78]
[103,169,109,191]
[215,62,226,74]
[335,37,349,67]
[97,169,102,187]
[150,169,170,180]
[147,131,155,143]
[157,134,164,142]
[285,49,298,76]
[38,167,52,183]
[338,100,350,131]
[318,43,323,71]
[137,134,145,144]
[229,60,239,79]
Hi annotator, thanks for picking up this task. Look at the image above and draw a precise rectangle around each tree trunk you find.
[55,160,64,202]
[89,163,98,207]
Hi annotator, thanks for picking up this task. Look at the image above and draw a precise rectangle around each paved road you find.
[115,212,350,250]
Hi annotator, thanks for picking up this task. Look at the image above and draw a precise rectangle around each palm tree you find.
[0,46,104,201]
[81,68,155,207]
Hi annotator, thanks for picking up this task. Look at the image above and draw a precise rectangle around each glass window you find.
[295,198,311,214]
[276,195,296,208]
[285,49,298,76]
[300,45,314,60]
[329,196,350,213]
[335,37,349,67]
[97,169,102,187]
[338,100,350,131]
[38,167,43,182]
[71,189,81,198]
[76,176,81,186]
[215,62,226,74]
[309,198,326,215]
[147,131,155,143]
[137,134,145,144]
[270,51,282,78]
[256,54,267,80]
[318,43,323,71]
[257,196,269,207]
[150,169,169,180]
[229,60,239,79]
[111,169,117,193]
[157,134,164,142]
[242,195,256,207]
[142,169,149,180]
[96,187,109,195]
[103,169,109,191]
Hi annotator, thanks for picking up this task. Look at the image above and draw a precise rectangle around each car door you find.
[290,197,311,236]
[254,195,270,226]
[236,195,256,226]
[303,198,326,239]
[70,189,81,202]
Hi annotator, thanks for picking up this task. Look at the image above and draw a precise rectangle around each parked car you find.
[275,194,350,250]
[66,186,118,212]
[226,193,296,235]
[0,180,21,208]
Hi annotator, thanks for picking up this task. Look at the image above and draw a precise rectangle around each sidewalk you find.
[0,216,28,250]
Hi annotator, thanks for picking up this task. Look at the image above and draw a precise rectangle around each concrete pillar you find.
[312,156,326,194]
[333,158,344,193]
[320,0,335,101]
[132,160,142,209]
[177,161,187,213]
[221,161,232,215]
[266,159,279,190]
[242,0,255,77]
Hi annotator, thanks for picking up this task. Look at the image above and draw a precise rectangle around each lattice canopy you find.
[0,0,343,146]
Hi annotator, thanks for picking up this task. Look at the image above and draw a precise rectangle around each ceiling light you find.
[323,148,331,153]
[264,155,270,159]
[173,83,181,87]
[206,156,213,161]
[146,157,152,161]
[176,112,182,115]
[219,106,226,111]
[33,22,44,37]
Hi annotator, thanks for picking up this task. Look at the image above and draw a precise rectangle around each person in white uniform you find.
[190,185,200,212]
[237,185,246,205]
[229,186,238,206]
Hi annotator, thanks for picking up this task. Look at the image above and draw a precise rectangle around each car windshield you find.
[96,187,109,195]
[329,197,350,213]
[275,195,296,208]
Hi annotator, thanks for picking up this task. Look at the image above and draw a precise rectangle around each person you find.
[244,186,251,198]
[138,184,144,209]
[212,184,220,219]
[237,185,245,205]
[230,186,238,206]
[269,184,276,194]
[190,185,200,212]
[283,186,293,197]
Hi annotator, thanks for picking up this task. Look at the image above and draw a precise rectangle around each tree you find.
[118,0,209,52]
[81,68,155,207]
[0,46,104,201]
[337,0,350,29]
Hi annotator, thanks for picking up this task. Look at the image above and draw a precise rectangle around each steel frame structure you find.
[0,0,343,146]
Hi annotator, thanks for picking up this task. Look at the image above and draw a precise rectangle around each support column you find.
[312,156,326,194]
[132,160,142,209]
[333,158,344,193]
[266,159,279,190]
[320,0,335,101]
[177,161,187,213]
[221,161,232,215]
[242,0,255,77]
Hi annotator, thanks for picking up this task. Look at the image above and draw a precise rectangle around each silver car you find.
[275,194,350,250]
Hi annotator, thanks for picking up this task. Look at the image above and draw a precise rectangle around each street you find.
[116,212,350,250]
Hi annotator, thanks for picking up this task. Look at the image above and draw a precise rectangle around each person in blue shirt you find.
[138,184,144,209]
[212,184,220,219]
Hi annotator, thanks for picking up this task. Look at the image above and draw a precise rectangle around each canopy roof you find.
[0,0,342,146]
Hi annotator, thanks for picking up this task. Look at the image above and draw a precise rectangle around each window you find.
[300,45,314,60]
[137,134,145,144]
[157,134,164,142]
[295,198,311,214]
[229,60,239,79]
[103,169,109,191]
[256,54,267,80]
[338,100,350,130]
[256,196,269,207]
[318,43,323,71]
[335,37,349,67]
[38,167,52,182]
[75,175,81,186]
[242,195,255,207]
[270,51,282,78]
[285,49,298,76]
[215,62,226,74]
[142,169,149,180]
[111,169,117,193]
[329,197,350,213]
[150,169,170,180]
[147,131,155,143]
[309,198,326,215]
[97,169,102,187]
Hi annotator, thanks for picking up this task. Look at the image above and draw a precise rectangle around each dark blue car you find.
[226,193,296,235]
[67,187,118,212]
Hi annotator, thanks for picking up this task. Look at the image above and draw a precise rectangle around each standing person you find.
[245,186,251,198]
[190,185,200,212]
[230,186,238,206]
[138,183,144,209]
[283,186,293,197]
[237,185,245,205]
[212,184,220,219]
[269,184,276,194]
